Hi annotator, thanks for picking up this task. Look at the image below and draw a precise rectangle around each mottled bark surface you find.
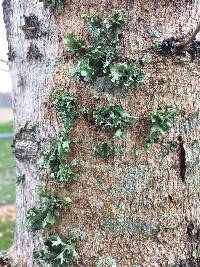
[3,0,200,266]
[3,0,59,265]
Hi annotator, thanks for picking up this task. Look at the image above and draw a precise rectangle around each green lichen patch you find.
[27,187,72,232]
[40,0,65,12]
[54,93,77,134]
[110,63,146,89]
[38,92,79,184]
[33,234,78,266]
[96,256,117,267]
[81,105,90,115]
[84,11,127,44]
[40,138,77,185]
[95,140,115,161]
[140,52,152,65]
[93,103,134,138]
[145,106,178,149]
[64,12,146,89]
[64,33,86,54]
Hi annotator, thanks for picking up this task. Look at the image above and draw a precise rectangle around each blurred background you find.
[0,0,15,251]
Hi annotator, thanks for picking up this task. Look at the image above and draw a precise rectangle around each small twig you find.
[0,59,7,63]
[178,22,200,49]
[0,67,9,72]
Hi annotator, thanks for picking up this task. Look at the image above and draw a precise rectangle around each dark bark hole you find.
[83,113,96,125]
[159,37,178,55]
[168,194,174,204]
[189,40,200,59]
[196,228,200,239]
[7,44,16,61]
[27,43,43,61]
[186,220,200,240]
[187,221,194,237]
[177,135,186,182]
[17,75,24,88]
[22,14,40,39]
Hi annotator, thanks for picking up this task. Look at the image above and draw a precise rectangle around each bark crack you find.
[177,135,186,182]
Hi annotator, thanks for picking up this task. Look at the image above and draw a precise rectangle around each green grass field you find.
[0,121,15,250]
[0,221,15,250]
[0,121,15,206]
[0,121,13,134]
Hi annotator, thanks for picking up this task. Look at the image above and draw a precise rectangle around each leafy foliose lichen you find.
[81,105,90,115]
[54,93,77,134]
[84,11,127,44]
[40,0,65,12]
[40,92,78,184]
[64,33,86,53]
[93,103,134,138]
[110,63,146,89]
[95,140,115,160]
[41,138,77,184]
[145,106,178,149]
[140,52,152,65]
[65,41,119,82]
[64,12,146,89]
[27,187,72,232]
[38,93,78,184]
[33,234,78,267]
[97,256,117,267]
[144,135,160,149]
[56,162,77,184]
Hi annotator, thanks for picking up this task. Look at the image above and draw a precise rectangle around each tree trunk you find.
[3,0,200,266]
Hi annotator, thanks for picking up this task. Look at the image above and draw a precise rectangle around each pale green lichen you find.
[96,256,117,267]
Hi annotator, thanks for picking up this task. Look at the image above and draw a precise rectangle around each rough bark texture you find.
[3,0,59,265]
[3,0,200,266]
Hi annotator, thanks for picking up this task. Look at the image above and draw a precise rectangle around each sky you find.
[0,0,12,92]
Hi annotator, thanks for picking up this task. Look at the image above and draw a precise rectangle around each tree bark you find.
[178,22,200,49]
[3,0,59,265]
[3,0,200,266]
